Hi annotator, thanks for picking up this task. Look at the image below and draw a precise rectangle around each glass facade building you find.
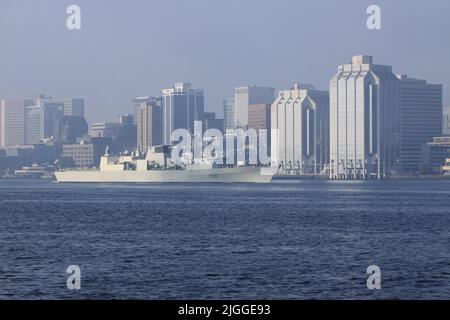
[162,82,204,145]
[223,99,236,131]
[397,75,443,173]
[25,106,42,145]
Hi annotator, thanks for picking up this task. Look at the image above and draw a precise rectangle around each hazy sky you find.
[0,0,449,122]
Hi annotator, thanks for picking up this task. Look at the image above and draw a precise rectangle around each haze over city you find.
[0,0,449,123]
[3,0,450,306]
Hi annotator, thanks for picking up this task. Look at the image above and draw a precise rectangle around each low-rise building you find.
[62,137,111,168]
[421,137,450,173]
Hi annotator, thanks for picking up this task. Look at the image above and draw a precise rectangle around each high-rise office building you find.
[137,97,163,151]
[223,99,236,131]
[1,97,82,147]
[235,86,275,129]
[330,55,400,179]
[0,100,30,147]
[25,100,65,145]
[248,104,271,132]
[36,96,84,118]
[115,114,137,152]
[133,97,152,123]
[162,82,204,144]
[248,103,272,163]
[397,75,443,173]
[271,84,329,174]
[25,106,42,145]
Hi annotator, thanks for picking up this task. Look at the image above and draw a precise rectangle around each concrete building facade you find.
[137,97,163,151]
[62,137,110,168]
[329,55,400,179]
[0,100,29,147]
[271,84,329,175]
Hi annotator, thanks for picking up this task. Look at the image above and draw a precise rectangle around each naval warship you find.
[54,145,274,184]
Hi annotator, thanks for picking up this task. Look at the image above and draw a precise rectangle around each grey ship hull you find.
[54,167,273,184]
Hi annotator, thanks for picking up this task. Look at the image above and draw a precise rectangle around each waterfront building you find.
[329,55,400,179]
[397,75,443,173]
[162,82,204,144]
[271,84,329,175]
[421,136,450,173]
[0,146,34,170]
[137,96,163,151]
[62,137,111,168]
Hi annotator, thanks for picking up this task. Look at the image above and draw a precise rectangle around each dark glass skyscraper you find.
[162,82,204,145]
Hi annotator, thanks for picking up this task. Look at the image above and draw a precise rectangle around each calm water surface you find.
[0,179,449,299]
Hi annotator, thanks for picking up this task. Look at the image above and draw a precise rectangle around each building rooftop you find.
[352,55,373,65]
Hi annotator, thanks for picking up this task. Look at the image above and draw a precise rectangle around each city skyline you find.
[0,0,449,123]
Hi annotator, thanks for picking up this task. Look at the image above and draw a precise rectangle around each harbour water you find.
[0,179,449,299]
